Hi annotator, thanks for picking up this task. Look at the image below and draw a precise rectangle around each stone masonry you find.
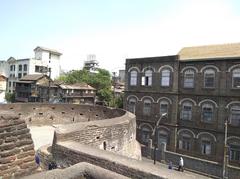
[0,111,37,178]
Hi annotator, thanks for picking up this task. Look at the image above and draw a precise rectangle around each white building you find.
[0,75,7,103]
[1,46,62,93]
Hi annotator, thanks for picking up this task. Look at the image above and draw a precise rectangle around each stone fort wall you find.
[0,112,37,178]
[0,103,125,125]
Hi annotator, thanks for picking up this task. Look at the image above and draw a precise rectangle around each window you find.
[9,81,11,87]
[160,101,168,116]
[230,144,240,161]
[35,66,40,72]
[202,103,214,122]
[201,139,211,155]
[158,130,168,146]
[143,99,151,116]
[184,69,194,88]
[24,64,27,71]
[128,98,137,114]
[161,69,170,87]
[49,53,52,59]
[13,65,15,71]
[232,68,240,88]
[230,106,240,126]
[18,73,22,79]
[179,134,191,151]
[23,73,27,76]
[142,70,152,86]
[10,65,13,71]
[204,69,215,88]
[130,70,137,86]
[141,127,151,143]
[18,65,22,71]
[181,102,192,120]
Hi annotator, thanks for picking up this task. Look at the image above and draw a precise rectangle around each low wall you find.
[141,146,240,179]
[52,141,198,179]
[0,112,37,178]
[0,103,125,125]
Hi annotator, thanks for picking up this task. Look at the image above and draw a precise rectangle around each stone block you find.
[5,136,17,143]
[20,161,36,170]
[0,142,16,151]
[16,150,35,159]
[0,148,21,157]
[0,156,16,164]
[12,128,30,136]
[16,139,33,147]
[21,144,34,152]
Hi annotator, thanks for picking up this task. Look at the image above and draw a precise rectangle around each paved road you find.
[142,157,214,179]
[28,125,55,150]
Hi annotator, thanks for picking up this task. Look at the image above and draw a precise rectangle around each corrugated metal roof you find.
[60,83,95,90]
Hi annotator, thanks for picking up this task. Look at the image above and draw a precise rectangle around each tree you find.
[57,68,113,105]
[5,92,15,103]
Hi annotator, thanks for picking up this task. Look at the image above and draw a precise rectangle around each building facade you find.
[0,46,62,93]
[0,75,7,103]
[124,43,240,167]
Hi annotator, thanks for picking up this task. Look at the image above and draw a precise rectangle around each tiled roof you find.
[178,43,240,61]
[34,46,62,55]
[60,83,95,90]
[20,74,45,81]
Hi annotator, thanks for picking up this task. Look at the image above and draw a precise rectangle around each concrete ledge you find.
[21,162,130,179]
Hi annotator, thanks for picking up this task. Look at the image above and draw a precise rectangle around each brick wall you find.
[0,112,37,178]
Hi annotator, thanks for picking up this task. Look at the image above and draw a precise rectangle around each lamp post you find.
[152,113,167,165]
[223,119,229,179]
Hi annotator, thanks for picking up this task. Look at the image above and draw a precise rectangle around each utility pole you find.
[112,72,116,107]
[48,67,51,103]
[223,119,229,179]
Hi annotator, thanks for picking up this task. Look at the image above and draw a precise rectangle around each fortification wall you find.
[52,110,141,159]
[0,112,37,178]
[0,103,125,126]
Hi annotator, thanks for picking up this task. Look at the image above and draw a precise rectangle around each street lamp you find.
[223,118,229,179]
[152,113,167,165]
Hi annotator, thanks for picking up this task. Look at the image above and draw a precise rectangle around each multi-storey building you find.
[0,75,7,103]
[0,46,62,93]
[124,43,240,166]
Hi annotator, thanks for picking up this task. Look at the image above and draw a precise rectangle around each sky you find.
[1,0,240,73]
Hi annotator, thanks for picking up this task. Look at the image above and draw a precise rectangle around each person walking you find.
[178,157,184,172]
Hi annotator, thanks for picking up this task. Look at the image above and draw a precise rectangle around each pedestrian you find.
[168,161,173,169]
[178,157,184,172]
[35,153,40,167]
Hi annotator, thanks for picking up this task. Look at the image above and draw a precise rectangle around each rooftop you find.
[59,83,95,90]
[178,42,240,60]
[19,74,46,81]
[34,46,62,56]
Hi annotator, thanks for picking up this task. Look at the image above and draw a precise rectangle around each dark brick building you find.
[124,43,240,167]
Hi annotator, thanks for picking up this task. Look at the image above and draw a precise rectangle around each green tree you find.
[57,68,113,105]
[5,92,15,103]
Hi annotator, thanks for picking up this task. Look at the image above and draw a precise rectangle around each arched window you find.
[160,100,169,116]
[181,102,192,120]
[228,138,240,161]
[232,68,240,88]
[130,70,138,86]
[128,98,137,114]
[157,130,168,146]
[141,126,151,143]
[161,69,171,87]
[200,137,212,155]
[143,99,151,116]
[230,105,240,126]
[178,133,192,151]
[18,64,22,71]
[142,70,152,86]
[202,103,214,122]
[24,64,28,71]
[184,69,195,88]
[204,69,215,88]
